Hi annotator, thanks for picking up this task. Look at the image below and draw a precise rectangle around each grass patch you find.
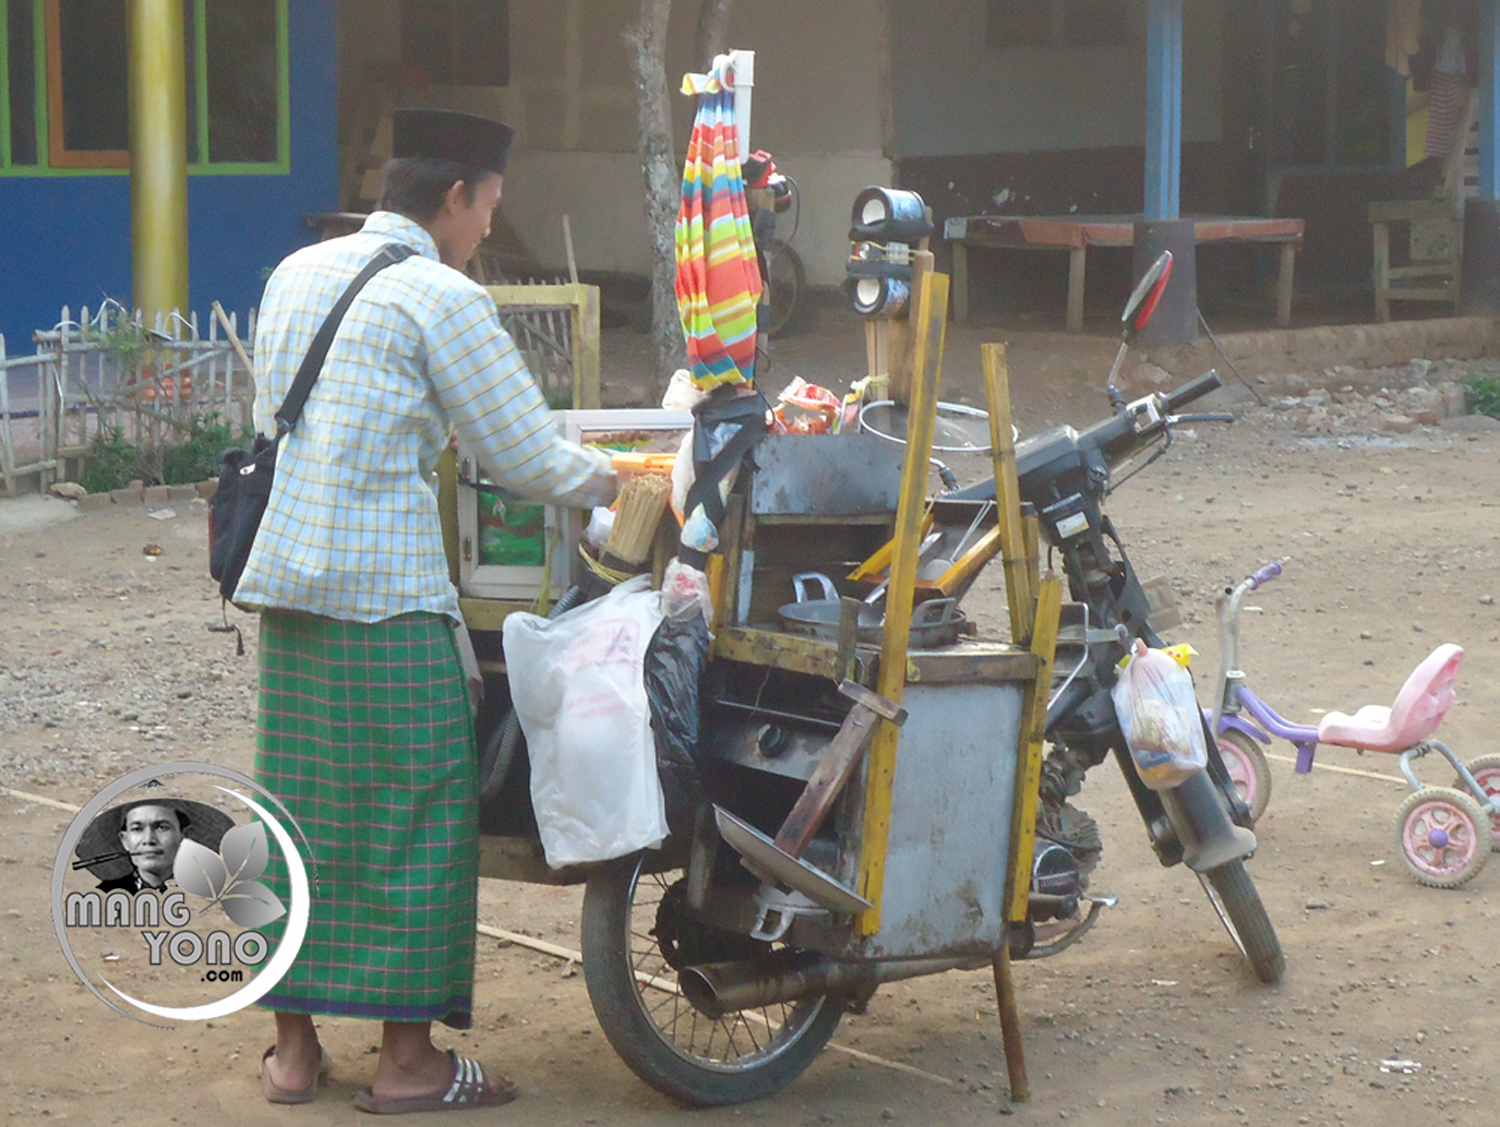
[80,413,254,492]
[1467,377,1500,419]
[160,414,253,485]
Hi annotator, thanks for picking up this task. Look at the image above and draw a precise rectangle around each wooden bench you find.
[945,214,1305,332]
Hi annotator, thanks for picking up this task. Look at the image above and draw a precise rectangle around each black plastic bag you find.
[643,613,710,832]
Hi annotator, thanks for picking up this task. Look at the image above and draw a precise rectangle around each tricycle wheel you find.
[1393,787,1490,888]
[1215,729,1272,824]
[580,851,844,1107]
[1456,755,1500,851]
[1197,860,1285,984]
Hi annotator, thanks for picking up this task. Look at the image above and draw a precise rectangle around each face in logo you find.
[117,804,185,889]
[54,762,314,1025]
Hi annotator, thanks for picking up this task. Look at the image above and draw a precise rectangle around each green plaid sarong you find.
[255,610,478,1029]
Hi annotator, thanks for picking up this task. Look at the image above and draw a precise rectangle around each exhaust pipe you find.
[679,948,977,1018]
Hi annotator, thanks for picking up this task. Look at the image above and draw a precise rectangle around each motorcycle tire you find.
[580,850,844,1107]
[1197,859,1285,985]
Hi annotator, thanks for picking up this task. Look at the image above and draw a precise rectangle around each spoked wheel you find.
[762,238,805,338]
[580,851,844,1107]
[1215,730,1272,824]
[1456,755,1500,851]
[1197,860,1286,984]
[1393,786,1490,888]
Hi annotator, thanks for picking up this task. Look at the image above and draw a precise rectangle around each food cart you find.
[449,274,1060,1107]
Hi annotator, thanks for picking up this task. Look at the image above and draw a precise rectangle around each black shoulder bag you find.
[209,244,415,603]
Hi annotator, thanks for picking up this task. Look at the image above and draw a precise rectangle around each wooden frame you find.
[44,0,127,169]
[482,283,601,410]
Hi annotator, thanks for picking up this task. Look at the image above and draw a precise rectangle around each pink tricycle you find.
[1207,560,1500,888]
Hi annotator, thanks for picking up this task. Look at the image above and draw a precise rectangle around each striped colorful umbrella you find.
[676,56,762,391]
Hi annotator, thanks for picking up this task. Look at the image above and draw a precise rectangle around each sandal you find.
[353,1051,519,1114]
[261,1044,332,1105]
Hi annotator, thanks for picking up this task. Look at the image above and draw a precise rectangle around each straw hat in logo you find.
[73,797,236,884]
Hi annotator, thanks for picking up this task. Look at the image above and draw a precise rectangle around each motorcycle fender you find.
[1217,714,1271,745]
[1158,769,1258,873]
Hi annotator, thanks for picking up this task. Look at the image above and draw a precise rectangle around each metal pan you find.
[777,573,965,648]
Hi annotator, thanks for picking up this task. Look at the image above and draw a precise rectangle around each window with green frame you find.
[0,0,288,174]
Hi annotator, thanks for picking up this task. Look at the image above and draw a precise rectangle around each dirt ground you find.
[2,310,1499,1126]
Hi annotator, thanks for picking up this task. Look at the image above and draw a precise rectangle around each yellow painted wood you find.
[128,0,190,321]
[857,270,949,937]
[457,596,532,633]
[1006,573,1063,924]
[572,284,602,409]
[438,445,460,585]
[482,283,601,409]
[846,513,934,583]
[981,343,1035,645]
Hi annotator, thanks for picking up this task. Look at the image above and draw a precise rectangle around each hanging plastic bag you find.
[1111,638,1207,790]
[644,610,711,834]
[503,575,669,866]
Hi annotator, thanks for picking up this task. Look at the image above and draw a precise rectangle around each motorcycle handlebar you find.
[1163,370,1223,413]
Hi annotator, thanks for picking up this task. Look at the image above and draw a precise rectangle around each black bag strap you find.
[274,243,416,437]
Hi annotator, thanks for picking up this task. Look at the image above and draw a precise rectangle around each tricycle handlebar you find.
[1247,560,1283,590]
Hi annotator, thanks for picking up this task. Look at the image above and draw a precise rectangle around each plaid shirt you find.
[233,212,616,622]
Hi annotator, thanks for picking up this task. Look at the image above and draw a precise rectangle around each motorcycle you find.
[954,252,1285,985]
[481,254,1281,1110]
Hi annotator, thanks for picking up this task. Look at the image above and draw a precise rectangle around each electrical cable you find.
[1198,308,1267,406]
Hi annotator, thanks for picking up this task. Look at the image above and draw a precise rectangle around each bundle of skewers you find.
[578,454,677,591]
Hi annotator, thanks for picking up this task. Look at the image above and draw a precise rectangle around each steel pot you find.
[777,572,965,648]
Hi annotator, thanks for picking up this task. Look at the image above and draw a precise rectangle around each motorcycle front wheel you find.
[1198,859,1286,984]
[579,851,844,1107]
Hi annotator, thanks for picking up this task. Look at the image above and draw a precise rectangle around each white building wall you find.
[337,0,894,285]
[889,0,1224,157]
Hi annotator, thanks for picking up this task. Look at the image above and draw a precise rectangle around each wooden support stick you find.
[993,942,1029,1104]
[772,681,906,859]
[981,342,1034,644]
[211,300,254,378]
[888,248,935,405]
[858,269,950,937]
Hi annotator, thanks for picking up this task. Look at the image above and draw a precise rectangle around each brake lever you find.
[1165,412,1235,425]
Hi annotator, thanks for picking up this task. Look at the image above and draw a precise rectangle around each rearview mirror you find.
[1121,250,1174,340]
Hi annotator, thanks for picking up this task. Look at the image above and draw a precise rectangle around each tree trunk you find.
[626,0,686,388]
[694,0,734,71]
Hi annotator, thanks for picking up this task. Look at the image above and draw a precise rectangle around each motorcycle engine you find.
[1027,800,1102,924]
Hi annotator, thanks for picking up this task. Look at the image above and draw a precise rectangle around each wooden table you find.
[944,214,1306,332]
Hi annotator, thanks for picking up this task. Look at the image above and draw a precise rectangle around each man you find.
[235,108,616,1112]
[96,802,186,893]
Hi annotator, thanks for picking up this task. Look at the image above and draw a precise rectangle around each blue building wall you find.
[0,0,337,350]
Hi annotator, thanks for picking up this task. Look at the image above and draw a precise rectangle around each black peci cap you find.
[392,108,514,175]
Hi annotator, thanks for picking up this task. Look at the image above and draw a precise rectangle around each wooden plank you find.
[711,626,859,682]
[458,596,533,633]
[572,284,601,408]
[857,269,949,937]
[1006,574,1063,925]
[1065,246,1087,333]
[952,241,969,323]
[1276,242,1296,328]
[981,343,1035,645]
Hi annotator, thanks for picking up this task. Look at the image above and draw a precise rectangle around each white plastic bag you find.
[503,575,669,866]
[1111,639,1207,790]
